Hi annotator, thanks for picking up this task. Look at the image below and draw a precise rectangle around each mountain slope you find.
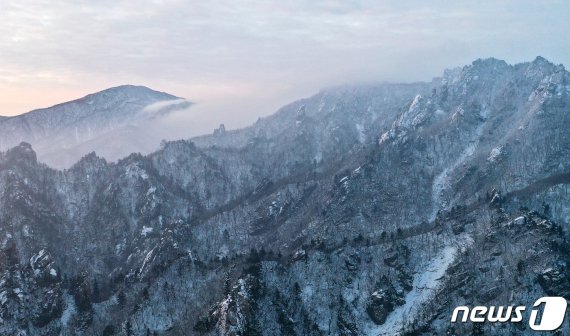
[0,57,569,335]
[0,85,192,168]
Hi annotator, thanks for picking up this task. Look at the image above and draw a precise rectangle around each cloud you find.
[0,0,569,133]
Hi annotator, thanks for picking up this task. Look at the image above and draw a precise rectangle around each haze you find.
[1,0,569,137]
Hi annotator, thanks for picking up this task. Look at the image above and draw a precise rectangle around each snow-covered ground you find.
[368,235,472,336]
[430,123,485,221]
[60,292,77,328]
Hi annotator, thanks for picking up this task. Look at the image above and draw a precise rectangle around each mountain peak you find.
[81,85,181,103]
[526,55,560,72]
[5,141,37,164]
[532,55,551,65]
[0,85,191,168]
[470,57,510,72]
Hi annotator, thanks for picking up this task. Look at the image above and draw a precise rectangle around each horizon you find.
[1,55,564,115]
[1,1,569,135]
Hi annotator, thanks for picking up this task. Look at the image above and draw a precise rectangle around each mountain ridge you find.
[0,57,570,335]
[0,85,181,121]
[0,84,192,168]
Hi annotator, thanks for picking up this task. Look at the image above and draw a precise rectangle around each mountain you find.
[0,85,192,168]
[0,57,570,335]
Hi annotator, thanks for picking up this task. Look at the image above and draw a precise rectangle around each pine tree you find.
[126,321,133,336]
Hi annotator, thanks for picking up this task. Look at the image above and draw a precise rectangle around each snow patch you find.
[374,235,472,335]
[126,163,149,180]
[430,123,484,221]
[409,95,422,112]
[513,216,526,225]
[139,247,156,275]
[216,245,230,259]
[301,285,314,302]
[488,146,502,162]
[479,108,490,119]
[141,226,153,236]
[451,106,464,120]
[146,187,156,196]
[60,293,76,327]
[379,130,391,144]
[355,123,365,143]
[0,291,7,305]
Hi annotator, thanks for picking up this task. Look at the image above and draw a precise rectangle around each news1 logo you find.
[451,297,567,331]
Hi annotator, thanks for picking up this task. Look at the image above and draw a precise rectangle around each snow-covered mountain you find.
[0,85,192,168]
[0,57,570,335]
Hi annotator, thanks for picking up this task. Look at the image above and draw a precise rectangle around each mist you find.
[1,0,569,138]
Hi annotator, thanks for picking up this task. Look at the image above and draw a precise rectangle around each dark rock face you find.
[0,57,570,335]
[538,266,570,297]
[366,277,405,325]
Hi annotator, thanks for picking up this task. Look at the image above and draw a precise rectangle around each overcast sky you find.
[1,0,569,133]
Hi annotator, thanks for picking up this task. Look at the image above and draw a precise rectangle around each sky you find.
[0,0,569,134]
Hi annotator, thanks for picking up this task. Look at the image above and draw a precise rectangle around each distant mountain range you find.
[0,85,192,168]
[0,57,569,335]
